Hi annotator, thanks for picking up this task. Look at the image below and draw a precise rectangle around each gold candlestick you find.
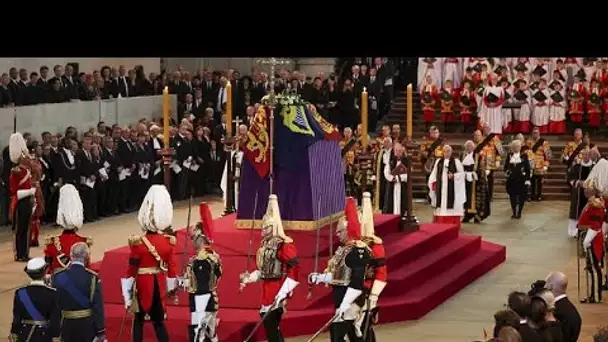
[361,87,368,148]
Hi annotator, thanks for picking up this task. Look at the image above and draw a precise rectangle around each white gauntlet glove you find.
[120,277,134,310]
[308,272,333,285]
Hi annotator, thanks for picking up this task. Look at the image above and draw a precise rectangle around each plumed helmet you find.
[262,194,291,242]
[192,202,214,244]
[56,184,84,230]
[9,132,28,164]
[138,185,173,232]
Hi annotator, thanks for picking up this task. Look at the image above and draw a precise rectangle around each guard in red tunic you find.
[577,195,605,303]
[43,184,92,275]
[239,194,300,342]
[351,192,387,342]
[8,132,36,262]
[121,185,178,342]
[308,197,372,342]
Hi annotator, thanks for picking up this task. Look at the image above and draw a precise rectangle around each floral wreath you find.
[261,89,306,107]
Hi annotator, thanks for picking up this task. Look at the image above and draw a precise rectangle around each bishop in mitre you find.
[383,142,408,215]
[428,145,466,227]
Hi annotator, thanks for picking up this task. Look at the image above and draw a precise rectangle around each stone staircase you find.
[382,92,608,201]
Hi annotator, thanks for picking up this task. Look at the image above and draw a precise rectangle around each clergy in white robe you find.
[220,149,243,210]
[417,58,442,90]
[428,145,466,228]
[383,143,408,215]
[481,75,505,134]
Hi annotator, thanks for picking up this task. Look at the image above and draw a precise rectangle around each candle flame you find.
[226,81,231,87]
[164,86,168,92]
[363,87,367,93]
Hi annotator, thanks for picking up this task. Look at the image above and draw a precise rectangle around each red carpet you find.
[95,214,506,342]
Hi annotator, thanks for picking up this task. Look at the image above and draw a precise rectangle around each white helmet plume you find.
[138,185,173,232]
[56,184,84,230]
[361,192,382,243]
[9,132,28,164]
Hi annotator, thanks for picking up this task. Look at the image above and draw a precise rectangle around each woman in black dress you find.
[311,77,328,119]
[325,76,340,125]
[504,139,531,219]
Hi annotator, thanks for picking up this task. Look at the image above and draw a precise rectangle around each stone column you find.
[295,58,336,76]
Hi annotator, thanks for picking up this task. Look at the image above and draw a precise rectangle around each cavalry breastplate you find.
[326,245,353,286]
[256,237,284,280]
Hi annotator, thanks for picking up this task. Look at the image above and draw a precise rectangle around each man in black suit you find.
[202,72,218,109]
[170,125,188,200]
[14,68,29,106]
[52,137,78,186]
[76,136,98,223]
[116,127,136,212]
[37,65,50,88]
[337,78,357,130]
[49,65,64,89]
[101,136,122,216]
[46,78,69,103]
[114,65,129,98]
[180,71,194,101]
[8,67,19,104]
[208,140,223,191]
[545,272,582,342]
[168,71,182,99]
[25,73,45,105]
[178,93,195,121]
[507,291,543,342]
[192,88,205,120]
[62,64,80,100]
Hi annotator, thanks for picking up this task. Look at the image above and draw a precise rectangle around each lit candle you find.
[406,83,413,139]
[162,86,169,147]
[361,87,368,148]
[226,81,233,137]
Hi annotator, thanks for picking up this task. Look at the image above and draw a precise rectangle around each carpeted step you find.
[384,241,506,321]
[102,240,506,342]
[384,235,481,297]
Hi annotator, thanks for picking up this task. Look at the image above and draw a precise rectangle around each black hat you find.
[576,68,586,81]
[494,65,507,75]
[533,65,547,77]
[514,63,528,73]
[472,64,482,73]
[465,66,473,73]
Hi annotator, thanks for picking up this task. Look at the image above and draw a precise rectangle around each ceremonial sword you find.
[308,195,323,300]
[307,312,340,342]
[243,298,285,342]
[243,192,259,282]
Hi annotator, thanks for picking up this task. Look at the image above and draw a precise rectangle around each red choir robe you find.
[568,82,586,123]
[421,84,438,123]
[440,87,457,122]
[459,88,476,124]
[595,69,608,88]
[586,86,602,127]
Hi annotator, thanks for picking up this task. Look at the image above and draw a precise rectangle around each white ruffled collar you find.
[510,152,522,164]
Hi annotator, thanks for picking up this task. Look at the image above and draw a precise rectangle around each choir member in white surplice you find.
[442,58,462,88]
[482,75,505,134]
[383,143,408,215]
[428,145,466,228]
[417,58,442,90]
[531,79,552,134]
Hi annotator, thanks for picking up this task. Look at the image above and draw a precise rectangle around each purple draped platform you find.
[236,140,345,229]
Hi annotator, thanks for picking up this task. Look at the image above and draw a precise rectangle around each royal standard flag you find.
[242,106,271,178]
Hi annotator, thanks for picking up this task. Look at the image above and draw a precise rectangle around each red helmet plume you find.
[199,202,214,242]
[344,197,361,240]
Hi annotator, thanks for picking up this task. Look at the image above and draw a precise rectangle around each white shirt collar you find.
[71,261,85,267]
[520,319,527,324]
[30,280,46,285]
[554,294,567,302]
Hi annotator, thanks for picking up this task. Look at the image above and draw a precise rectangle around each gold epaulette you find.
[353,240,368,248]
[163,234,177,246]
[196,249,209,260]
[43,235,57,246]
[128,235,142,246]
